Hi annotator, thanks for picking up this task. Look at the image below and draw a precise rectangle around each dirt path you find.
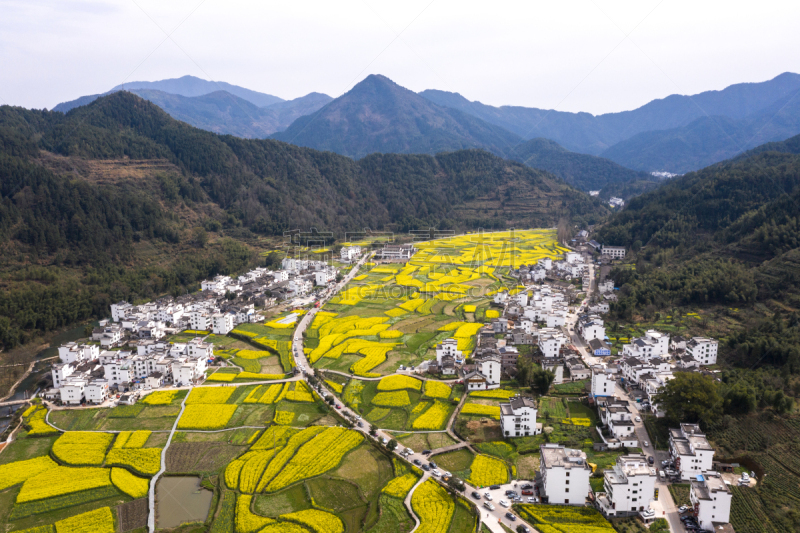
[148,386,191,533]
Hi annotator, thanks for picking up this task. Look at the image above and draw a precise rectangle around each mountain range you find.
[52,72,800,184]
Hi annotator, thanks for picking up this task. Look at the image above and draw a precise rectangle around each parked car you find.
[413,459,422,466]
[521,483,533,489]
[499,500,510,508]
[678,506,688,513]
[527,497,536,503]
[443,471,452,478]
[335,405,342,409]
[429,461,438,469]
[635,416,642,422]
[483,492,493,501]
[471,491,481,499]
[489,485,501,490]
[483,502,495,511]
[422,449,432,455]
[432,469,441,477]
[421,464,430,471]
[648,456,654,464]
[518,527,530,533]
[505,512,517,521]
[643,441,650,447]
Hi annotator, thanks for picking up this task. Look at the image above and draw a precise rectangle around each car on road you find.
[489,485,501,490]
[356,421,363,428]
[432,469,441,477]
[471,491,481,499]
[644,441,650,448]
[648,456,654,465]
[483,502,495,511]
[413,459,422,466]
[335,405,342,409]
[483,492,492,500]
[422,449,432,455]
[505,512,517,521]
[429,461,438,469]
[518,527,530,533]
[499,500,510,508]
[405,448,414,455]
[421,464,430,471]
[635,416,642,422]
[443,471,452,478]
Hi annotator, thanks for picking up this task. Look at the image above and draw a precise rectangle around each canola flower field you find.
[308,229,567,377]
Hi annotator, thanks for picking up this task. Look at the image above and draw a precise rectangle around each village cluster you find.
[41,249,365,406]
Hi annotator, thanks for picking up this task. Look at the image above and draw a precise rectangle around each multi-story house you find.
[597,454,657,517]
[340,245,362,262]
[591,366,616,398]
[500,396,541,437]
[539,444,592,505]
[538,329,568,359]
[690,472,732,531]
[669,424,715,481]
[57,343,99,364]
[212,312,235,335]
[686,337,718,366]
[598,398,638,447]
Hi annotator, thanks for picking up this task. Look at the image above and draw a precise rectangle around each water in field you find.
[156,476,213,528]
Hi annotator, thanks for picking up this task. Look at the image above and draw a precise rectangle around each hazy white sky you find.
[1,0,799,114]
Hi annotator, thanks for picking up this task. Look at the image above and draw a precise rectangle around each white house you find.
[314,268,337,286]
[598,280,615,293]
[588,301,610,314]
[601,246,626,259]
[597,454,657,517]
[591,366,616,398]
[110,301,133,322]
[539,444,592,505]
[212,312,235,335]
[598,398,638,448]
[538,257,552,270]
[57,343,99,364]
[669,424,715,481]
[500,396,541,437]
[60,377,88,405]
[686,337,718,366]
[85,379,109,404]
[477,356,501,388]
[288,278,313,296]
[578,315,605,342]
[186,338,214,360]
[340,245,362,262]
[538,329,568,358]
[436,338,462,365]
[622,330,669,360]
[690,472,732,531]
[565,251,583,264]
[188,310,211,332]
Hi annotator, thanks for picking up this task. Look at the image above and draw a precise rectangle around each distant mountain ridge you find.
[271,74,524,158]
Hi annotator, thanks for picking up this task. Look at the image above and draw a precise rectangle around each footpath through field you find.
[148,385,190,533]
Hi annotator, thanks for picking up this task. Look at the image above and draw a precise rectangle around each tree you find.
[369,424,377,437]
[192,227,208,248]
[655,373,722,428]
[446,476,465,492]
[722,381,757,415]
[531,368,555,395]
[386,439,398,451]
[650,518,669,532]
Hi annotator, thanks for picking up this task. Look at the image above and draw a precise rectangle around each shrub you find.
[411,479,454,533]
[0,456,57,491]
[177,404,237,429]
[52,432,114,466]
[468,454,508,487]
[54,506,115,533]
[281,509,344,533]
[377,374,422,391]
[424,381,452,399]
[110,467,149,498]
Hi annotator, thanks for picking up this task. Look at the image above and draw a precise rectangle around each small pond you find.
[156,476,213,528]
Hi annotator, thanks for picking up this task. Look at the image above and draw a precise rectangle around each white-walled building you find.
[314,268,337,286]
[598,280,615,293]
[686,337,718,366]
[690,472,732,531]
[189,310,211,332]
[500,396,541,437]
[212,312,235,335]
[436,338,462,365]
[669,424,715,481]
[539,444,592,505]
[111,301,133,322]
[60,378,87,405]
[85,379,109,404]
[57,343,99,364]
[340,245,362,262]
[538,329,568,358]
[577,315,605,342]
[288,278,313,296]
[591,366,616,398]
[597,454,657,517]
[598,398,638,448]
[601,246,626,259]
[622,330,669,360]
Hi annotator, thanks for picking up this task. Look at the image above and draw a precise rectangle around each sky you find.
[1,0,799,114]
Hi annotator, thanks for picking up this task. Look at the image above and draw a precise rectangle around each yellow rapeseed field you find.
[461,403,501,419]
[412,401,451,430]
[411,479,454,533]
[372,390,411,407]
[236,494,275,533]
[110,467,149,498]
[106,448,162,475]
[468,454,508,487]
[177,404,237,429]
[185,387,235,404]
[54,506,115,533]
[377,374,422,391]
[382,473,418,497]
[52,432,114,466]
[0,456,57,491]
[140,390,178,405]
[423,380,452,399]
[17,466,112,503]
[280,509,344,533]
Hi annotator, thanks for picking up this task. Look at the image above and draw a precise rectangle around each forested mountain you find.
[595,134,800,330]
[599,88,800,173]
[54,74,285,112]
[0,92,605,348]
[507,138,659,197]
[420,72,800,156]
[271,75,524,158]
